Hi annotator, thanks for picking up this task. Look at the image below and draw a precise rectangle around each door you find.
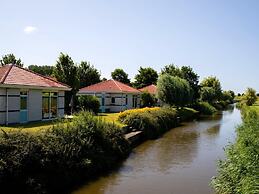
[20,91,28,123]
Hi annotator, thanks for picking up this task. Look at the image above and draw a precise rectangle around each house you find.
[77,79,140,112]
[139,84,157,95]
[0,65,71,125]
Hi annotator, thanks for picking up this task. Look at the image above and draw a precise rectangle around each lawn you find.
[246,99,259,114]
[0,120,57,133]
[97,113,125,127]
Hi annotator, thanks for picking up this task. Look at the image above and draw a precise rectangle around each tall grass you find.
[212,110,259,194]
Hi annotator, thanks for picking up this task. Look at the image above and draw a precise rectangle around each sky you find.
[1,0,259,93]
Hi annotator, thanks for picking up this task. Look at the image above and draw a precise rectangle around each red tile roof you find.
[139,84,157,94]
[79,79,140,93]
[0,65,70,90]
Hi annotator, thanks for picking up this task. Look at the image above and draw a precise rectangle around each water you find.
[73,106,241,194]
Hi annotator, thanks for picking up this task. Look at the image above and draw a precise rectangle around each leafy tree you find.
[161,64,200,101]
[221,90,234,103]
[200,76,222,101]
[54,53,79,113]
[200,87,217,103]
[243,88,257,106]
[111,68,130,84]
[141,91,157,107]
[28,65,54,76]
[0,54,23,67]
[133,67,158,88]
[77,95,100,114]
[157,74,193,107]
[78,61,101,88]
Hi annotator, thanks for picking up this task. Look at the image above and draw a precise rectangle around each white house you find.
[77,79,141,112]
[0,65,71,125]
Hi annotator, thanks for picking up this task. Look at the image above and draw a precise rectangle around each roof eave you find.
[0,84,71,91]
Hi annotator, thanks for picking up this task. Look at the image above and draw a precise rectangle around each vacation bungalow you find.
[77,79,140,112]
[0,65,71,125]
[139,84,157,95]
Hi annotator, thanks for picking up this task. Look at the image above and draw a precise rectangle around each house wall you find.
[0,88,66,125]
[28,90,42,122]
[58,91,65,117]
[77,92,140,113]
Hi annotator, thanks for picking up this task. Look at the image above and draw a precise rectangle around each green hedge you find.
[0,111,130,194]
[119,107,197,139]
[192,102,217,115]
[212,110,259,194]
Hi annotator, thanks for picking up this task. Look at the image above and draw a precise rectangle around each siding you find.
[28,90,42,122]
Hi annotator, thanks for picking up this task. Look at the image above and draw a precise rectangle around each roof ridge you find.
[0,64,13,84]
[12,64,71,88]
[112,79,123,92]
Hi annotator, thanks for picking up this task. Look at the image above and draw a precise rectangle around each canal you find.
[73,106,241,194]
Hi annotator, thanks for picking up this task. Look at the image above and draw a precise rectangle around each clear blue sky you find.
[1,0,259,93]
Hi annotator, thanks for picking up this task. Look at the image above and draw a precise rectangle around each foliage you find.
[221,90,234,104]
[200,86,217,103]
[28,65,54,76]
[212,110,259,194]
[192,101,217,115]
[157,74,193,107]
[0,112,130,194]
[133,67,158,88]
[141,91,157,107]
[0,53,23,67]
[243,88,257,106]
[200,76,222,101]
[111,68,131,84]
[161,64,200,101]
[119,107,178,139]
[118,107,197,139]
[77,95,100,114]
[78,61,101,88]
[54,53,79,113]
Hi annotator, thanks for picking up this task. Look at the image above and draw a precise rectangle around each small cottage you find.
[77,79,140,112]
[0,65,71,125]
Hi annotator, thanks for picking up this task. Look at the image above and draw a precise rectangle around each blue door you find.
[20,92,28,123]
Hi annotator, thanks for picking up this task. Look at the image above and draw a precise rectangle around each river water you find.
[73,106,241,194]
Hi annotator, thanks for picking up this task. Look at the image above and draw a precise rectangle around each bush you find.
[212,110,259,194]
[77,95,100,114]
[0,112,130,194]
[140,92,157,107]
[192,102,217,115]
[119,107,197,139]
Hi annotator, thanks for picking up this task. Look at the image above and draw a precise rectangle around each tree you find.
[161,64,200,101]
[141,91,157,107]
[77,95,100,114]
[221,91,234,103]
[111,68,130,84]
[133,67,158,88]
[78,61,101,88]
[243,88,257,106]
[200,87,217,103]
[157,74,193,107]
[200,76,222,101]
[53,53,79,113]
[0,54,23,67]
[28,65,54,76]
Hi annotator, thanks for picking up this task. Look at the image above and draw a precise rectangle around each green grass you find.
[97,113,125,127]
[0,120,60,133]
[245,99,259,115]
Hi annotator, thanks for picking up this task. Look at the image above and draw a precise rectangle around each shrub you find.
[192,102,217,115]
[140,91,157,107]
[212,110,259,194]
[243,88,257,106]
[77,95,100,114]
[0,112,130,193]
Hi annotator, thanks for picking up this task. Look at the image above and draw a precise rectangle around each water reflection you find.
[73,107,241,194]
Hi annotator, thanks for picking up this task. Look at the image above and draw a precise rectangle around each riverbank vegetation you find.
[0,112,130,194]
[212,109,259,194]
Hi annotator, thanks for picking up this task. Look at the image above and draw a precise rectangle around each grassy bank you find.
[212,108,259,194]
[0,112,130,194]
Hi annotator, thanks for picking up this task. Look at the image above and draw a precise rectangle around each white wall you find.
[28,90,42,122]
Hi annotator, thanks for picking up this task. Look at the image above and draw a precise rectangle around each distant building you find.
[78,79,140,112]
[0,65,71,125]
[139,84,157,95]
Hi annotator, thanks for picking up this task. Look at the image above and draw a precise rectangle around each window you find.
[111,97,115,104]
[42,92,58,119]
[125,95,128,105]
